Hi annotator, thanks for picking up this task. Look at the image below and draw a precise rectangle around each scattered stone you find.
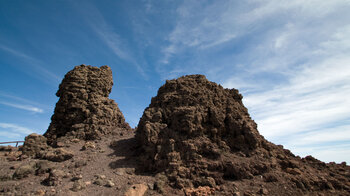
[71,180,86,192]
[94,178,104,186]
[56,142,65,147]
[74,159,87,168]
[96,174,106,179]
[147,183,154,190]
[71,138,80,143]
[115,168,126,176]
[81,141,96,150]
[93,174,110,186]
[124,184,148,196]
[71,174,83,181]
[105,180,115,187]
[35,160,54,175]
[43,169,65,186]
[13,162,36,179]
[233,192,241,196]
[258,188,268,195]
[34,189,45,196]
[43,148,73,162]
[125,168,135,175]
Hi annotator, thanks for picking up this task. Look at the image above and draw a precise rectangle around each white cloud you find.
[0,101,44,113]
[0,44,60,83]
[76,2,148,79]
[0,123,34,135]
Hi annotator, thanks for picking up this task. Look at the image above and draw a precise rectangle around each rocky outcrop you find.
[44,65,130,145]
[21,133,73,162]
[136,75,350,194]
[136,75,266,187]
[21,133,49,157]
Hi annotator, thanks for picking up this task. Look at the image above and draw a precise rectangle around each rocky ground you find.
[0,129,165,196]
[1,130,349,196]
[1,65,349,196]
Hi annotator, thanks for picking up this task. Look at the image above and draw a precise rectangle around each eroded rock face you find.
[136,75,262,152]
[136,75,265,186]
[44,65,130,144]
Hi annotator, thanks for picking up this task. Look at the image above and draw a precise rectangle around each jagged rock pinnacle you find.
[44,65,130,145]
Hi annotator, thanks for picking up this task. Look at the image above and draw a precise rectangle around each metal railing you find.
[0,141,24,147]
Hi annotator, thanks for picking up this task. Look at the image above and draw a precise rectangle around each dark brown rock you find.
[21,133,49,157]
[136,75,264,187]
[21,133,73,162]
[43,169,65,186]
[13,162,37,179]
[44,65,130,144]
[42,148,73,162]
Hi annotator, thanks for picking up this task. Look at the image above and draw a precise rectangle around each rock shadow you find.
[108,137,139,170]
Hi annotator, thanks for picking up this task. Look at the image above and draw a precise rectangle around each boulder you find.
[21,133,49,157]
[124,184,148,196]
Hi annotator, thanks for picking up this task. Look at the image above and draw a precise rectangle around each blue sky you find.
[0,0,349,163]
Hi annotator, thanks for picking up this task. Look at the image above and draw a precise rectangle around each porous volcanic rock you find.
[21,133,73,162]
[136,75,350,195]
[44,65,130,145]
[21,133,49,157]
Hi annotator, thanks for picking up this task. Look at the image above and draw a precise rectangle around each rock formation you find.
[136,75,350,194]
[21,133,73,162]
[44,65,130,145]
[2,67,349,196]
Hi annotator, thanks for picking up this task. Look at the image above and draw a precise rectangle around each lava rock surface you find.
[44,65,130,144]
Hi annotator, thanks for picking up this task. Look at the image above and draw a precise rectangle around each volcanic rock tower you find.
[44,65,130,145]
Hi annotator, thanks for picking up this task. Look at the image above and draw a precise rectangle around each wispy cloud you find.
[75,2,148,79]
[0,44,61,83]
[0,123,34,135]
[0,91,45,113]
[0,101,44,113]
